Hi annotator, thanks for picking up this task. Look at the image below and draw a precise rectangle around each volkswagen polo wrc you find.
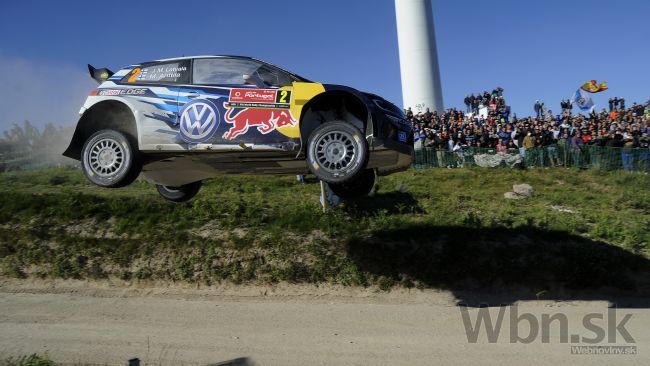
[63,56,413,202]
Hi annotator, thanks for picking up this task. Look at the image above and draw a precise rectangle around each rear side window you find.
[122,60,190,84]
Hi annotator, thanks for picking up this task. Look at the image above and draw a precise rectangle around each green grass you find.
[0,167,648,294]
[0,354,55,366]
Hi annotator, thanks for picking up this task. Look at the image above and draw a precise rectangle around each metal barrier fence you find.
[413,145,650,172]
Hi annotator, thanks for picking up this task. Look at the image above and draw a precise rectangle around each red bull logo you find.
[223,107,297,140]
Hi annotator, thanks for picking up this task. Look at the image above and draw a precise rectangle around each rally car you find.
[63,56,413,202]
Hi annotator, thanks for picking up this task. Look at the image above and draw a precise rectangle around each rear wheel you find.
[327,169,376,200]
[81,130,141,188]
[307,121,368,183]
[156,181,202,202]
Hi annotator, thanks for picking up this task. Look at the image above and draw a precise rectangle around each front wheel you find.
[306,121,368,184]
[156,181,202,202]
[327,169,376,200]
[81,130,141,188]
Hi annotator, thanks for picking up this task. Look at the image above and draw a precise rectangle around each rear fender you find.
[63,98,139,160]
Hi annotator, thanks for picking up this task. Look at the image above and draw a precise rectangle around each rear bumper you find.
[367,137,413,176]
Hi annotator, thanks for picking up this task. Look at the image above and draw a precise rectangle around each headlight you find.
[373,99,405,118]
[386,114,412,131]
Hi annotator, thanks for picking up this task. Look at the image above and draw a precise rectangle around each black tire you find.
[81,129,141,188]
[306,121,368,183]
[328,169,376,200]
[156,181,202,202]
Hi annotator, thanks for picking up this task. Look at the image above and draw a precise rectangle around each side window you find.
[192,58,294,87]
[122,60,190,84]
[256,65,295,88]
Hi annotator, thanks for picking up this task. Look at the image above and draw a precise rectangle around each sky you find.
[1,0,649,131]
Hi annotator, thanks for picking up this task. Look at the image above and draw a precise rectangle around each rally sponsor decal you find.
[97,88,148,96]
[227,89,292,109]
[178,99,221,143]
[230,89,276,103]
[222,104,297,140]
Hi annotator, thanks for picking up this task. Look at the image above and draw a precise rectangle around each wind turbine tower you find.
[394,0,444,113]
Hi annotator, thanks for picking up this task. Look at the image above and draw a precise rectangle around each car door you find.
[176,58,300,152]
[118,60,191,151]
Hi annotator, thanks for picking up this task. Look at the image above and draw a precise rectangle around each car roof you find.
[151,55,258,63]
[138,55,310,82]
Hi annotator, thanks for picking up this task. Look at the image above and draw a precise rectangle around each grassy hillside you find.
[0,167,648,296]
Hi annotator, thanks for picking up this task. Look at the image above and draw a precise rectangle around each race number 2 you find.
[127,68,142,83]
[276,90,292,104]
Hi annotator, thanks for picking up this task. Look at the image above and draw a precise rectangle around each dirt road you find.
[0,280,648,365]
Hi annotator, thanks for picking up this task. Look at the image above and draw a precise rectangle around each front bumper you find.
[365,112,414,175]
[367,137,413,176]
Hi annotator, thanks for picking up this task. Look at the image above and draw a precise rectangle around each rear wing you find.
[88,64,114,84]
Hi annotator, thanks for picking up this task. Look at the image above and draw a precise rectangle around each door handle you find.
[187,93,201,99]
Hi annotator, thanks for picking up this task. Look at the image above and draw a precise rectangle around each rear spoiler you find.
[88,64,114,84]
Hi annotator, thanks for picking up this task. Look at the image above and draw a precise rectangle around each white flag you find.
[571,89,594,111]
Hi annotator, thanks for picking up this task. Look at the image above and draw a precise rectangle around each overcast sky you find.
[1,0,648,131]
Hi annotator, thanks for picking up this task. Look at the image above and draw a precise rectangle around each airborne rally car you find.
[63,56,413,202]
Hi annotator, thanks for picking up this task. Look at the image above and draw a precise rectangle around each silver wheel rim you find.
[88,138,125,177]
[315,131,357,173]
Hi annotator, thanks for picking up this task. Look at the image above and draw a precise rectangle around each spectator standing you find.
[497,125,510,144]
[496,139,507,155]
[541,126,559,167]
[570,131,585,167]
[621,133,635,171]
[523,132,536,166]
[452,139,464,168]
[515,126,527,158]
[639,132,649,170]
[534,101,542,118]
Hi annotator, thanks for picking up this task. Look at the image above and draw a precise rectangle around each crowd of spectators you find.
[463,88,507,115]
[408,90,650,170]
[609,97,626,112]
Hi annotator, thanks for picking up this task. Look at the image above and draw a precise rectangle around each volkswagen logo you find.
[179,99,221,143]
